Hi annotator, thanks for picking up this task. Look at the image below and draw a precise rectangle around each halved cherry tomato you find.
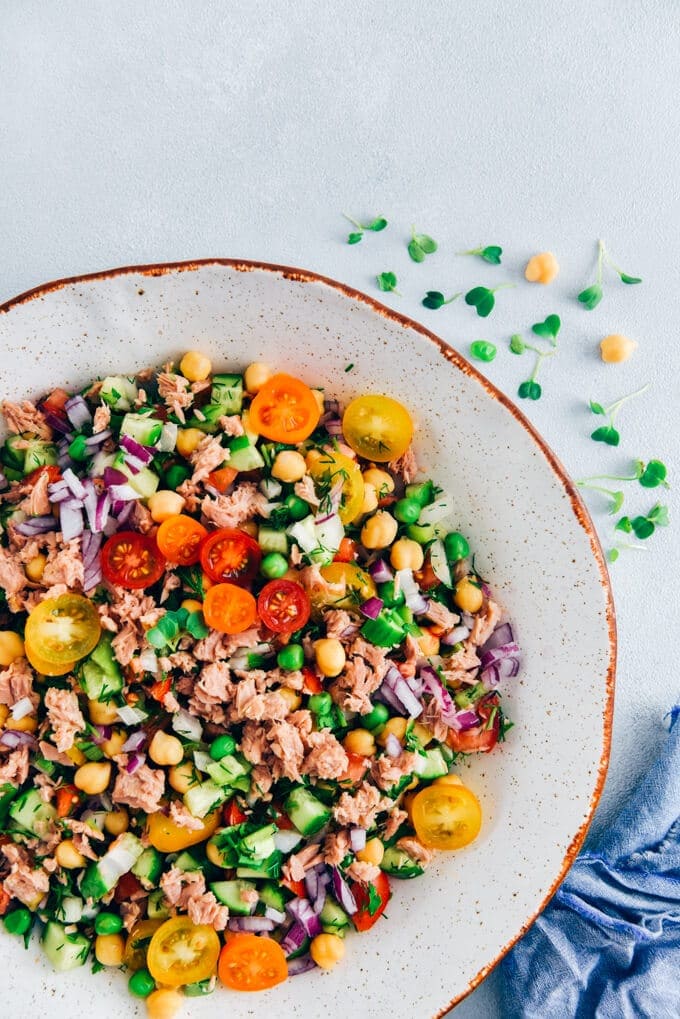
[146,809,219,853]
[257,580,310,634]
[200,528,262,586]
[333,537,358,563]
[25,593,101,665]
[223,798,247,827]
[273,808,296,831]
[218,933,288,991]
[281,876,306,897]
[40,388,71,421]
[156,514,207,566]
[148,677,172,702]
[410,782,482,850]
[415,553,440,592]
[207,465,239,493]
[342,394,413,462]
[301,666,323,695]
[24,638,76,676]
[249,373,320,444]
[101,531,166,590]
[352,871,391,931]
[203,582,257,634]
[307,562,376,613]
[115,873,145,907]
[0,888,11,916]
[446,693,501,754]
[307,449,365,524]
[148,916,220,987]
[25,464,62,486]
[123,918,163,971]
[339,751,370,785]
[55,785,80,818]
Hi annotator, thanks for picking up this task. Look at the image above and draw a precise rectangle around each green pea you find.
[469,340,497,363]
[94,911,124,936]
[393,497,421,525]
[284,494,309,521]
[164,463,191,490]
[129,967,156,998]
[407,522,438,544]
[277,643,304,671]
[444,531,470,561]
[3,907,31,936]
[308,692,332,715]
[68,434,89,461]
[405,480,434,507]
[261,552,289,579]
[361,702,389,731]
[377,580,405,608]
[209,733,237,760]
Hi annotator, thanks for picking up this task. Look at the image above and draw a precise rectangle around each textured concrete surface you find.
[1,3,679,1015]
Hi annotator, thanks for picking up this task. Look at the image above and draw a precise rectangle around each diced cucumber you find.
[173,850,203,872]
[77,633,123,701]
[380,845,425,879]
[0,783,18,827]
[23,440,58,473]
[429,539,453,588]
[183,779,231,819]
[206,755,251,787]
[418,492,454,527]
[360,609,406,648]
[210,879,257,915]
[2,434,28,469]
[259,477,282,499]
[120,411,164,447]
[314,513,344,555]
[419,747,449,780]
[9,789,57,838]
[257,525,289,555]
[100,376,138,411]
[319,896,351,937]
[286,515,317,553]
[113,452,159,498]
[235,850,282,880]
[258,881,287,913]
[131,847,163,889]
[147,888,171,920]
[227,438,264,472]
[211,373,243,415]
[55,896,85,924]
[80,832,144,900]
[283,787,332,837]
[42,921,90,972]
[240,824,277,862]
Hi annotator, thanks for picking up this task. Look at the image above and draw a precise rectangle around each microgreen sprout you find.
[577,239,642,310]
[408,227,438,263]
[531,314,561,346]
[343,213,388,244]
[464,283,515,318]
[588,382,650,446]
[577,460,669,510]
[509,315,561,400]
[459,245,503,265]
[616,503,669,540]
[469,341,497,363]
[607,543,648,564]
[421,290,460,310]
[376,271,400,294]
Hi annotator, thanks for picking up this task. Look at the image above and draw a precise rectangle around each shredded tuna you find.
[334,781,390,829]
[111,623,140,666]
[396,837,435,866]
[176,479,201,514]
[99,586,163,632]
[92,404,111,433]
[188,662,234,725]
[34,772,57,803]
[293,474,319,507]
[169,800,204,831]
[201,482,268,530]
[468,599,502,647]
[399,633,422,678]
[298,564,344,601]
[331,655,382,716]
[1,400,52,440]
[163,691,181,713]
[218,415,245,437]
[1,843,50,906]
[112,759,165,813]
[267,719,305,781]
[44,688,85,752]
[347,860,381,883]
[71,831,99,861]
[239,722,269,765]
[231,677,288,723]
[0,545,28,599]
[423,600,460,632]
[250,764,274,796]
[0,746,29,784]
[22,470,51,517]
[158,372,193,423]
[193,626,262,662]
[441,644,481,685]
[160,867,228,930]
[38,740,72,766]
[324,609,354,639]
[158,651,196,674]
[129,500,154,534]
[0,658,35,708]
[121,899,143,932]
[190,435,228,484]
[371,751,418,791]
[239,885,259,907]
[40,539,84,589]
[66,818,106,842]
[282,843,324,884]
[420,696,450,742]
[160,571,182,604]
[302,730,349,780]
[383,807,408,841]
[349,636,390,677]
[323,829,350,867]
[388,446,418,484]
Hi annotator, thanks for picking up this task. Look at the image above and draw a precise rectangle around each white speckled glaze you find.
[0,261,615,1019]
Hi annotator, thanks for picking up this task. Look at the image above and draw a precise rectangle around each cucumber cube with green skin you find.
[380,845,425,879]
[173,850,203,872]
[227,438,265,472]
[235,850,282,880]
[206,754,250,787]
[258,881,287,913]
[100,376,138,411]
[2,434,28,469]
[211,374,243,415]
[9,789,57,838]
[257,526,289,555]
[77,633,123,701]
[147,888,171,920]
[112,452,160,498]
[131,847,163,890]
[80,832,144,900]
[239,824,277,862]
[120,411,164,447]
[319,896,351,936]
[360,609,406,648]
[23,440,58,473]
[283,787,332,836]
[42,922,91,972]
[210,879,257,915]
[418,747,449,780]
[183,779,231,819]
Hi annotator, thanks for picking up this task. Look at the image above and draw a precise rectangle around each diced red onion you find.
[171,707,202,741]
[384,733,402,758]
[396,568,429,614]
[369,558,394,583]
[15,515,58,536]
[121,730,146,753]
[114,501,136,526]
[94,491,111,533]
[323,398,340,415]
[480,623,514,653]
[350,828,367,852]
[404,672,424,697]
[330,867,358,914]
[62,467,86,500]
[90,724,113,745]
[0,729,37,749]
[57,453,75,469]
[304,868,320,906]
[120,434,154,465]
[82,531,102,591]
[324,417,344,437]
[360,596,383,620]
[281,922,307,957]
[264,906,286,924]
[65,396,92,430]
[480,642,520,669]
[109,483,138,502]
[85,428,112,446]
[125,751,146,774]
[382,666,423,719]
[59,502,84,540]
[227,916,274,933]
[123,456,143,475]
[420,665,460,727]
[455,708,481,730]
[288,954,317,976]
[285,899,322,938]
[40,408,71,434]
[103,467,128,487]
[481,664,500,689]
[441,625,470,645]
[48,480,72,503]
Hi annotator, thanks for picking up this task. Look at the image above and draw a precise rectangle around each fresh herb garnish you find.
[421,290,460,310]
[616,503,669,539]
[344,363,354,373]
[407,227,437,263]
[469,341,497,363]
[343,213,388,244]
[510,315,562,400]
[366,882,383,916]
[531,314,561,345]
[459,245,503,264]
[464,284,515,318]
[588,383,650,447]
[577,460,669,510]
[146,607,209,651]
[376,272,400,294]
[577,239,642,310]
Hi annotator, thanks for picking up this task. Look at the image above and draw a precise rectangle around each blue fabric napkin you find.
[501,706,680,1019]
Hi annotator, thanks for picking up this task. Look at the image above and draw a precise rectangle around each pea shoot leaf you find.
[648,503,669,526]
[591,425,620,446]
[408,229,437,262]
[422,290,445,309]
[631,516,655,539]
[347,232,363,245]
[639,459,668,488]
[608,491,625,515]
[615,516,632,533]
[532,314,561,343]
[589,400,606,415]
[465,286,495,318]
[619,272,642,285]
[509,334,525,355]
[367,217,388,232]
[607,548,620,563]
[376,272,399,294]
[518,380,542,400]
[578,284,603,310]
[480,245,503,264]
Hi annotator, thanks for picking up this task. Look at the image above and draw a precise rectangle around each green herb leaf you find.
[591,425,620,446]
[509,334,525,355]
[347,232,363,245]
[469,340,497,363]
[647,503,669,526]
[589,400,606,416]
[619,272,642,285]
[367,217,388,232]
[615,516,632,533]
[407,239,426,263]
[639,459,668,488]
[366,881,383,916]
[578,284,603,310]
[631,516,655,539]
[465,286,495,318]
[531,314,561,343]
[376,272,399,294]
[607,548,620,563]
[422,290,444,309]
[609,491,625,515]
[481,245,503,264]
[518,380,542,400]
[413,233,437,254]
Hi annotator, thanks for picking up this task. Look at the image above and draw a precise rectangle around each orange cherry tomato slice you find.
[203,582,257,634]
[218,933,288,992]
[156,514,207,566]
[200,528,262,586]
[249,373,320,443]
[257,580,310,635]
[100,531,166,589]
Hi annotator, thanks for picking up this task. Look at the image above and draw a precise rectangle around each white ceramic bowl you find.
[0,261,615,1018]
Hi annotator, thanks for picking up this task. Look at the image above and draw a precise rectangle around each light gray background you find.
[1,3,679,1016]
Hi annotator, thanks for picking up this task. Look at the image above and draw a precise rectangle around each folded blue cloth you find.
[501,706,680,1019]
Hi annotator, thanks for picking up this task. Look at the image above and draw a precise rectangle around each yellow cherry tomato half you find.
[147,916,221,988]
[146,809,220,852]
[25,594,101,665]
[311,562,376,611]
[342,394,413,463]
[410,782,482,850]
[307,449,365,524]
[24,638,76,676]
[124,919,164,971]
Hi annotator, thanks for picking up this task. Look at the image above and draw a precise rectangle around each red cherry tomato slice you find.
[351,870,391,931]
[101,531,166,589]
[446,693,501,753]
[200,528,262,586]
[257,580,311,635]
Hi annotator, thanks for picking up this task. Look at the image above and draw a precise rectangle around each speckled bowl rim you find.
[0,258,616,1015]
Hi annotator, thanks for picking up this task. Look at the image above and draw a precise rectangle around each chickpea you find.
[74,761,112,796]
[101,729,127,759]
[0,704,8,728]
[355,482,378,518]
[378,716,408,746]
[95,932,125,967]
[149,731,184,767]
[179,350,212,383]
[362,467,394,495]
[55,839,87,870]
[244,362,273,394]
[104,808,129,836]
[600,333,637,364]
[361,511,398,550]
[278,687,302,711]
[271,450,307,483]
[390,537,424,571]
[180,598,203,613]
[148,490,186,522]
[454,577,484,614]
[88,698,120,726]
[12,714,38,733]
[310,933,346,970]
[205,841,223,867]
[0,631,25,667]
[524,251,560,284]
[433,773,463,787]
[357,837,384,866]
[343,728,376,756]
[25,554,47,582]
[417,630,440,657]
[168,760,197,794]
[176,427,204,458]
[314,638,346,678]
[146,988,183,1019]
